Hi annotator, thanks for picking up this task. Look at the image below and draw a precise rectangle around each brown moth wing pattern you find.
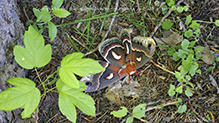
[98,37,126,67]
[82,61,127,92]
[131,36,156,69]
[81,29,156,92]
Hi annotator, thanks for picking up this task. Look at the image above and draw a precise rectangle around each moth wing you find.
[131,36,156,69]
[81,61,127,92]
[98,37,125,67]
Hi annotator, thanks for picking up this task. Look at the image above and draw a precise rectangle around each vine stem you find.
[196,20,216,24]
[42,68,59,85]
[41,87,58,97]
[35,67,46,94]
[39,68,60,96]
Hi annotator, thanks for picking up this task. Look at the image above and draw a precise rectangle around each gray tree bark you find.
[0,0,34,123]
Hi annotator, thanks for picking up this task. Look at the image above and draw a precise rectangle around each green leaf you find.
[180,67,188,77]
[181,39,190,49]
[171,5,176,11]
[185,88,193,97]
[175,71,183,82]
[206,114,211,120]
[184,29,193,38]
[52,0,63,9]
[59,52,84,88]
[166,0,175,7]
[215,20,219,26]
[176,85,183,93]
[162,20,173,30]
[194,28,201,37]
[59,92,77,123]
[52,9,71,18]
[33,8,40,17]
[167,47,176,56]
[178,49,188,59]
[24,26,44,53]
[35,44,52,68]
[110,107,128,118]
[189,62,198,76]
[61,53,105,76]
[185,75,191,81]
[61,52,84,65]
[59,52,104,88]
[161,5,168,15]
[216,56,219,62]
[63,89,95,115]
[173,52,181,61]
[168,84,176,96]
[189,21,200,30]
[14,46,34,69]
[189,41,196,47]
[132,104,146,119]
[57,79,95,123]
[183,6,189,11]
[126,117,134,123]
[177,6,183,13]
[196,69,201,75]
[48,22,57,42]
[0,77,40,118]
[36,6,51,22]
[14,26,52,69]
[59,67,80,88]
[178,98,182,103]
[178,104,187,113]
[182,54,193,72]
[56,79,86,92]
[68,58,105,76]
[185,14,192,26]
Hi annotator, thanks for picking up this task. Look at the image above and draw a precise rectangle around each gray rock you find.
[0,0,33,122]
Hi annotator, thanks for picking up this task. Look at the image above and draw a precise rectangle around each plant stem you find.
[35,67,46,93]
[195,20,215,24]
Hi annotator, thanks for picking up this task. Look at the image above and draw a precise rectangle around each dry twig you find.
[150,60,175,75]
[145,101,177,112]
[84,0,119,57]
[150,0,185,37]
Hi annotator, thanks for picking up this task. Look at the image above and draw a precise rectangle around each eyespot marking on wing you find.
[126,43,129,54]
[85,81,92,86]
[105,73,114,80]
[112,51,121,60]
[136,56,142,62]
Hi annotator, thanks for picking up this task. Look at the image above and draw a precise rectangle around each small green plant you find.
[215,20,219,26]
[30,0,70,42]
[110,104,146,123]
[165,0,189,13]
[166,6,218,114]
[0,0,106,122]
[162,20,173,30]
[167,14,204,113]
[162,0,191,30]
[0,24,104,122]
[0,77,40,118]
[14,26,52,69]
